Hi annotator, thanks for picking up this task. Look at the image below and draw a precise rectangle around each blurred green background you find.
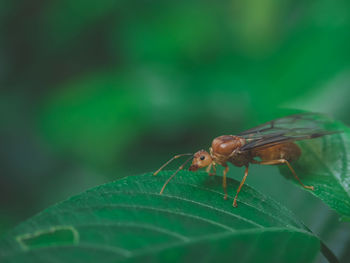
[1,0,350,261]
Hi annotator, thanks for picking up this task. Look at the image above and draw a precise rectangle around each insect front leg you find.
[206,162,217,176]
[212,163,217,176]
[206,163,212,175]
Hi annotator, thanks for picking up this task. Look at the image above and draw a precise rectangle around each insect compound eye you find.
[200,155,205,160]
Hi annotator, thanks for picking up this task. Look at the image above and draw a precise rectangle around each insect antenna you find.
[159,155,194,195]
[153,153,193,176]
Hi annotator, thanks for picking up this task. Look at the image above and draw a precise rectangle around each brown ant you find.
[154,114,339,207]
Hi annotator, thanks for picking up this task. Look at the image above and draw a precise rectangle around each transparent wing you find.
[238,113,340,152]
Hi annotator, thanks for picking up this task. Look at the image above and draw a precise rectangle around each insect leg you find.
[206,163,217,176]
[233,166,249,207]
[223,165,229,200]
[255,159,314,190]
[206,163,212,175]
[153,153,193,176]
[211,163,217,176]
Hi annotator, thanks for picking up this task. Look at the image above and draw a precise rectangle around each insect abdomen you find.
[252,142,301,162]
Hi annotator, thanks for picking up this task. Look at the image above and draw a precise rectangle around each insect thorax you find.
[210,147,250,167]
[210,135,249,167]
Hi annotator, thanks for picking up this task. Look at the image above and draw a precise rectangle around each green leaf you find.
[0,172,324,263]
[279,117,350,218]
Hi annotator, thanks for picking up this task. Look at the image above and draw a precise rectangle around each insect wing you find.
[238,113,339,151]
